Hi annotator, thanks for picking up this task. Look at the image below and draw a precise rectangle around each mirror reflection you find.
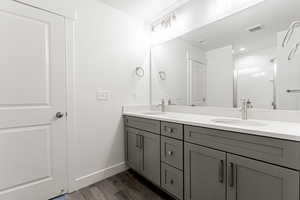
[151,0,300,110]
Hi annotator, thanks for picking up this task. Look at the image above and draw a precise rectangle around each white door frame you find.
[65,19,77,193]
[186,52,207,106]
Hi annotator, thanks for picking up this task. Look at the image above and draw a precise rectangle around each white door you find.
[0,1,67,200]
[188,60,207,106]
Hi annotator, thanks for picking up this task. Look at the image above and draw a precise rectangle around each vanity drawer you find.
[161,122,183,140]
[161,136,183,170]
[184,125,300,170]
[161,163,183,200]
[124,116,160,134]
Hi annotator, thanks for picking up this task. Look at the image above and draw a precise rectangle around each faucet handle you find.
[246,99,253,108]
[239,99,247,112]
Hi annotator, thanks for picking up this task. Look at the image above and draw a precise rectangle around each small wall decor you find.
[135,66,145,77]
[158,71,166,80]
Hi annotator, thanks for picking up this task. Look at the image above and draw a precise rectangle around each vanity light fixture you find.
[151,12,177,32]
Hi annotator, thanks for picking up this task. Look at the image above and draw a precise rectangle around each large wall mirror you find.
[151,0,300,110]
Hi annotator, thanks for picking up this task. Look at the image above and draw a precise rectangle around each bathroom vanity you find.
[123,112,300,200]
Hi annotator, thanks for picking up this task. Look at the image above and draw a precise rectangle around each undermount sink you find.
[211,118,267,127]
[142,111,166,116]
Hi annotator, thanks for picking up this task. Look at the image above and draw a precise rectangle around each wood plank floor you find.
[65,170,174,200]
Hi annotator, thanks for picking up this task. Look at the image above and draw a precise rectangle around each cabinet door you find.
[185,143,226,200]
[140,131,161,186]
[125,128,140,172]
[227,154,299,200]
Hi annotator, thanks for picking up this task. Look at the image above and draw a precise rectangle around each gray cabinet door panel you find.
[140,130,161,186]
[125,127,140,172]
[161,136,183,169]
[185,125,300,170]
[161,163,183,200]
[185,143,226,200]
[227,154,299,200]
[161,122,183,140]
[124,116,160,134]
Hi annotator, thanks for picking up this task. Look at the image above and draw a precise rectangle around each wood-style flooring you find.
[65,170,174,200]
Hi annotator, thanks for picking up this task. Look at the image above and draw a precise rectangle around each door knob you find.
[56,112,64,119]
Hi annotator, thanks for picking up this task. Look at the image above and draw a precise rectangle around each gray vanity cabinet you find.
[227,154,299,200]
[185,143,226,200]
[125,127,160,186]
[125,116,300,200]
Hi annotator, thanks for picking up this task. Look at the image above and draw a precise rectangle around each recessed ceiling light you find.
[240,47,246,52]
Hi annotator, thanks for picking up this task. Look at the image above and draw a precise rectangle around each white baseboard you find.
[69,162,128,192]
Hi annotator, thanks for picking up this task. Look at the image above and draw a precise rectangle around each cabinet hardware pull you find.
[165,127,174,133]
[136,135,139,148]
[167,151,173,156]
[170,179,174,185]
[218,160,224,183]
[164,170,167,184]
[140,135,144,149]
[141,135,144,170]
[229,163,235,187]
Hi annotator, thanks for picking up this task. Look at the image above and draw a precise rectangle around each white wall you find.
[69,0,150,191]
[235,47,277,109]
[151,39,205,105]
[206,45,233,107]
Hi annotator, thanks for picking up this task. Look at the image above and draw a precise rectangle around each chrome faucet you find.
[156,99,165,112]
[240,99,253,120]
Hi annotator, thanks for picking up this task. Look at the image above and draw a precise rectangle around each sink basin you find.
[142,111,166,116]
[211,118,267,127]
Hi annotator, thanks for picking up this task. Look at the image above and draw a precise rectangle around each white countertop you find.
[123,111,300,142]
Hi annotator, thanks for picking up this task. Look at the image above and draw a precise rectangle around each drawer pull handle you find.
[218,160,224,183]
[167,151,173,156]
[140,135,144,149]
[165,127,174,133]
[229,163,235,187]
[136,135,139,148]
[170,180,174,185]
